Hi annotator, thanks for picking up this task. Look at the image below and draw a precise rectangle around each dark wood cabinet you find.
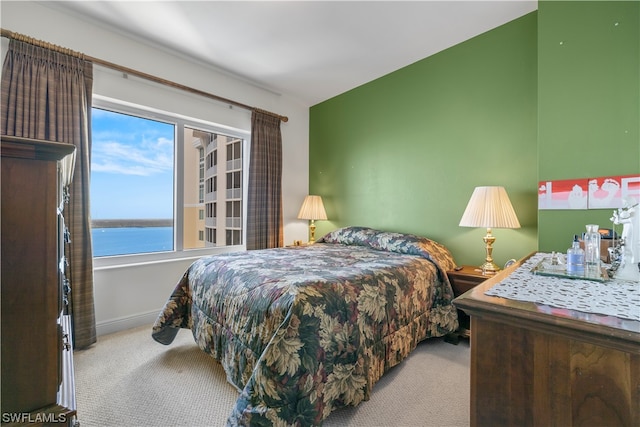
[447,265,491,341]
[454,255,640,427]
[1,136,77,426]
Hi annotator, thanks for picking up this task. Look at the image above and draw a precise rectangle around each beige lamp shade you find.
[459,186,520,229]
[297,195,327,220]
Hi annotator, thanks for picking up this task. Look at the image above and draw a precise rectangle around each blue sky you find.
[91,108,174,219]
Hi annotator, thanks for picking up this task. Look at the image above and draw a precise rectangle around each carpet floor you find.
[75,324,470,427]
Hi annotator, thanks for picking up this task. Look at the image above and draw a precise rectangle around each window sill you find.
[93,245,245,270]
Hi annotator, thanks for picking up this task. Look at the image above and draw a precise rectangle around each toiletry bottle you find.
[566,235,584,275]
[584,224,601,274]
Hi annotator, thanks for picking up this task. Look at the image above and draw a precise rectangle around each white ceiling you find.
[48,1,537,106]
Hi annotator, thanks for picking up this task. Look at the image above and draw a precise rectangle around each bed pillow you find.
[317,226,379,246]
[318,226,457,273]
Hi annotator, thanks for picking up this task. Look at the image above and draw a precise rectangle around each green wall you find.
[309,12,539,267]
[309,1,640,267]
[538,0,640,253]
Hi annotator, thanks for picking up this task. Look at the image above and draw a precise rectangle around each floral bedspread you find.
[152,226,458,426]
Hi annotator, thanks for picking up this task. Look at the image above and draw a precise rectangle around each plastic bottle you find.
[566,235,584,275]
[583,224,601,274]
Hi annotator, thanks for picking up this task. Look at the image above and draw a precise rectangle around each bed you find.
[152,226,459,426]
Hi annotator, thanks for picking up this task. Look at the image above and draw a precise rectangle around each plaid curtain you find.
[246,110,283,249]
[1,38,96,349]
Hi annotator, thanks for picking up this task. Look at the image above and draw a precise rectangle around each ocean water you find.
[92,227,173,257]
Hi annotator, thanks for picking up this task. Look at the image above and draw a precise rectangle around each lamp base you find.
[309,220,316,243]
[479,261,500,275]
[481,227,499,275]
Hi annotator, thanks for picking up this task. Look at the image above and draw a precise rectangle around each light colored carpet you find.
[75,324,470,427]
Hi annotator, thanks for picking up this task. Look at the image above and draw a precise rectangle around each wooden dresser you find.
[1,136,77,426]
[454,254,640,427]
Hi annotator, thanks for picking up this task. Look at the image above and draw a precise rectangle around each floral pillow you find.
[317,226,379,246]
[318,226,457,273]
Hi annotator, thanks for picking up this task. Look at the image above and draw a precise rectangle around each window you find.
[91,99,247,258]
[198,147,205,204]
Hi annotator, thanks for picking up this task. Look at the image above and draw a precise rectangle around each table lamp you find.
[459,186,520,274]
[297,195,327,243]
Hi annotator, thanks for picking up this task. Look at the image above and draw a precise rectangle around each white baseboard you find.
[96,310,160,336]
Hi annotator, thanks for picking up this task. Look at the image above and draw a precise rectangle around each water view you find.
[92,225,173,257]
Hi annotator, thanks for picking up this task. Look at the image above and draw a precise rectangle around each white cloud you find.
[92,137,173,176]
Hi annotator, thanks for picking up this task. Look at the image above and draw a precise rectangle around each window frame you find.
[91,95,250,269]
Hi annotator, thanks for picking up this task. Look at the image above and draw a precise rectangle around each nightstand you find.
[446,265,492,343]
[286,241,310,247]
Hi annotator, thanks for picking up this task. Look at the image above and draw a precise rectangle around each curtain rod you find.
[0,28,288,123]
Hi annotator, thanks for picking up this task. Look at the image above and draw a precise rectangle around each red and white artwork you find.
[538,174,640,210]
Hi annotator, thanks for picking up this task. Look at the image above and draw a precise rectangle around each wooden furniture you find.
[454,254,640,427]
[446,265,491,342]
[1,136,77,426]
